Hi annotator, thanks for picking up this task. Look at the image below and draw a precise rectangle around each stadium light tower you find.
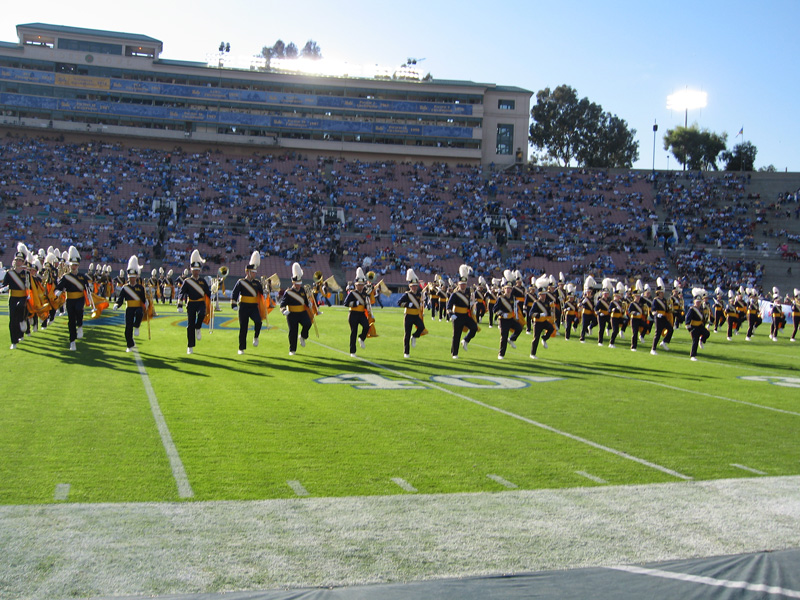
[666,89,708,128]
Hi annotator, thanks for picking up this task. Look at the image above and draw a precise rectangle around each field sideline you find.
[1,303,799,598]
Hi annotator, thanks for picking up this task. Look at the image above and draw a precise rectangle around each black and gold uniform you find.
[769,297,785,341]
[493,283,522,359]
[650,289,674,353]
[578,289,596,342]
[712,292,726,332]
[745,294,762,339]
[397,269,427,357]
[594,290,612,346]
[626,291,646,351]
[791,294,800,341]
[55,248,89,350]
[562,289,580,340]
[528,284,555,358]
[231,252,264,354]
[281,263,313,355]
[447,267,478,358]
[685,295,710,360]
[114,259,146,351]
[343,269,371,356]
[3,251,28,348]
[608,293,626,347]
[179,251,211,353]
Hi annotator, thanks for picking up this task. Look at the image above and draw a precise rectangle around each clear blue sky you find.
[3,0,798,172]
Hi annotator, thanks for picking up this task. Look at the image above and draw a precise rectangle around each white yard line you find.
[133,348,194,499]
[53,483,70,501]
[287,480,310,497]
[487,474,518,489]
[391,478,418,492]
[730,463,767,475]
[608,564,800,598]
[575,471,608,484]
[312,341,692,482]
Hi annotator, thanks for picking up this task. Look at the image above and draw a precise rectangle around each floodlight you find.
[666,89,707,111]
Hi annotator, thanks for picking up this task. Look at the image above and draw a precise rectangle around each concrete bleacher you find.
[3,132,798,293]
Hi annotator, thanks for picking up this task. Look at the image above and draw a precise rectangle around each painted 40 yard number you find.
[316,373,562,390]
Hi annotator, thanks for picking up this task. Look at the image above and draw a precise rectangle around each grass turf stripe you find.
[133,348,194,499]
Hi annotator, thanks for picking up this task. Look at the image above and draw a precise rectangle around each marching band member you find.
[529,275,555,359]
[397,268,427,358]
[54,246,89,351]
[231,252,264,355]
[769,288,785,342]
[562,283,580,340]
[179,250,211,355]
[446,264,478,359]
[280,263,313,356]
[3,244,29,349]
[744,288,762,341]
[578,276,597,343]
[114,256,147,352]
[650,278,674,355]
[791,289,800,342]
[685,289,711,361]
[493,274,522,359]
[474,277,488,323]
[670,280,685,330]
[712,288,726,332]
[485,278,499,328]
[175,269,188,312]
[595,279,613,346]
[343,267,371,357]
[726,290,742,340]
[608,285,626,348]
[626,287,646,351]
[524,276,537,334]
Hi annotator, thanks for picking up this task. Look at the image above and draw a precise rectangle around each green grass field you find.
[2,303,798,506]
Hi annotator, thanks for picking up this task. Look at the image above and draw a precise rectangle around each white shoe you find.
[690,356,698,361]
[290,351,296,356]
[727,336,732,341]
[660,342,669,351]
[509,340,516,349]
[359,338,365,349]
[187,347,193,354]
[77,327,83,339]
[126,347,132,353]
[196,329,201,341]
[791,338,796,342]
[300,337,306,347]
[608,344,615,348]
[772,337,778,342]
[498,354,504,360]
[489,325,493,329]
[350,353,357,358]
[745,336,751,341]
[580,340,585,344]
[253,338,259,347]
[452,355,458,359]
[134,328,140,337]
[631,348,637,352]
[598,342,603,347]
[404,353,410,358]
[542,340,548,349]
[530,354,537,359]
[238,350,244,355]
[650,349,658,356]
[69,342,76,351]
[9,344,16,350]
[411,337,416,348]
[461,339,468,351]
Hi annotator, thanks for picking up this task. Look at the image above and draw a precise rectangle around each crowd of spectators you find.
[2,132,796,292]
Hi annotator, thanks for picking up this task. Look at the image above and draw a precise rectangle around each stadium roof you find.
[16,23,162,46]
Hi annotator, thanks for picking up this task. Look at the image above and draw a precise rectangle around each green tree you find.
[721,141,757,171]
[663,125,727,170]
[301,40,323,60]
[529,85,638,168]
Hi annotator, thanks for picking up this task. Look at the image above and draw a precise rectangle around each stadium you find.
[2,22,800,600]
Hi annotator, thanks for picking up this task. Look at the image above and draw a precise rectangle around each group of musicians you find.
[5,244,800,361]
